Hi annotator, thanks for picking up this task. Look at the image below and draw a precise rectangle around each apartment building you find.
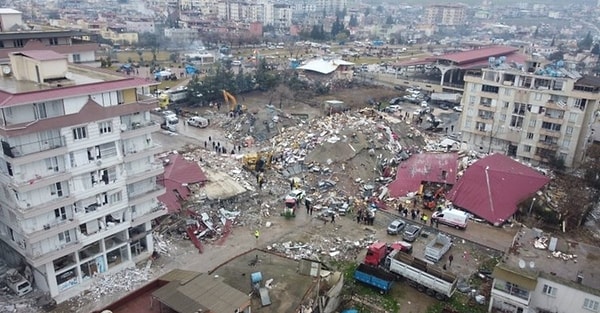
[490,227,600,313]
[0,50,166,300]
[424,4,466,26]
[0,9,98,63]
[457,58,600,168]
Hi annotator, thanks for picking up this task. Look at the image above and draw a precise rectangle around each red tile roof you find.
[0,76,156,107]
[0,40,100,59]
[13,50,66,61]
[158,154,208,213]
[447,154,550,225]
[433,46,519,64]
[388,153,458,197]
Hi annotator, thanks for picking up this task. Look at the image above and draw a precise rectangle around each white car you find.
[187,116,209,128]
[453,106,463,112]
[285,189,306,203]
[421,101,429,107]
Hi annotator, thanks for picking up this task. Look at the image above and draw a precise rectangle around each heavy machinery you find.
[242,150,274,173]
[222,90,246,114]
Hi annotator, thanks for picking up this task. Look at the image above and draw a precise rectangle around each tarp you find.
[447,154,550,225]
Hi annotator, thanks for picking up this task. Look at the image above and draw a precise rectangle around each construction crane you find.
[222,90,246,114]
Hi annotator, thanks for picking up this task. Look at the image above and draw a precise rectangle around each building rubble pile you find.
[161,111,430,248]
[267,233,380,262]
[69,265,154,308]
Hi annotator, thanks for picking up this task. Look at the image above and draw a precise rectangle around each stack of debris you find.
[267,234,379,262]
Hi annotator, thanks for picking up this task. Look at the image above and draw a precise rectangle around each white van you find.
[432,209,468,230]
[187,116,210,128]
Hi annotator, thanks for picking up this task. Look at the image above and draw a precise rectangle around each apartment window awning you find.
[492,264,538,291]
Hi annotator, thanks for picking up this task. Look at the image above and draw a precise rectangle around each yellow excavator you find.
[222,90,246,114]
[242,150,274,173]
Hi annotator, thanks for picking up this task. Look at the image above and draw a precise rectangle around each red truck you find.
[364,241,412,267]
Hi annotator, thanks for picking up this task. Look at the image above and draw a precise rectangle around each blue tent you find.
[185,64,198,75]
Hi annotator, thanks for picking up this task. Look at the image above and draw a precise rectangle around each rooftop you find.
[503,226,600,296]
[388,152,458,197]
[0,60,155,107]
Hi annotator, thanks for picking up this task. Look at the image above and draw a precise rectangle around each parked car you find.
[453,106,463,112]
[387,220,406,235]
[186,116,210,128]
[439,103,450,110]
[402,224,422,242]
[389,97,402,105]
[420,101,429,107]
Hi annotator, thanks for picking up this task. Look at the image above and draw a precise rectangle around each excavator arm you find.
[222,90,239,112]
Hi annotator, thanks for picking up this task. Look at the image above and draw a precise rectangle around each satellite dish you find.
[518,259,526,269]
[2,65,12,75]
[120,124,127,131]
[529,261,535,269]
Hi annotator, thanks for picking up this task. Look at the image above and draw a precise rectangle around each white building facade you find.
[0,50,166,301]
[458,63,600,168]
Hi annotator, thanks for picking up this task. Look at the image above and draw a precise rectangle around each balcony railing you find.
[493,282,530,301]
[22,217,77,242]
[2,136,66,158]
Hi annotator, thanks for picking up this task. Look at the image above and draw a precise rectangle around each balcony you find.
[1,136,67,165]
[79,221,130,246]
[120,121,160,140]
[538,127,560,136]
[123,144,162,162]
[23,217,78,243]
[9,171,72,193]
[541,114,564,122]
[126,163,164,184]
[128,185,166,206]
[28,240,82,268]
[492,283,530,306]
[75,202,128,224]
[19,195,75,219]
[131,205,168,225]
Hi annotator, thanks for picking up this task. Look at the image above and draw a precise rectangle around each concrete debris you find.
[268,234,378,262]
[68,265,155,311]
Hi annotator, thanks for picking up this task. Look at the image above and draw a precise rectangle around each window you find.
[534,93,542,101]
[54,207,67,220]
[569,112,578,123]
[503,101,509,108]
[72,127,87,140]
[109,192,122,204]
[504,89,511,96]
[500,114,506,122]
[50,182,63,197]
[583,298,599,312]
[527,133,534,140]
[469,96,476,105]
[33,103,47,119]
[566,126,574,135]
[542,284,557,297]
[562,139,571,148]
[49,37,58,45]
[13,39,24,47]
[481,84,499,93]
[73,54,81,63]
[98,121,112,134]
[510,115,524,128]
[58,230,71,243]
[529,119,536,127]
[524,145,531,152]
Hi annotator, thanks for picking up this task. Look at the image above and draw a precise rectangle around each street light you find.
[528,197,536,216]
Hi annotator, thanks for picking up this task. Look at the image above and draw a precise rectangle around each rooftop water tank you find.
[251,272,262,284]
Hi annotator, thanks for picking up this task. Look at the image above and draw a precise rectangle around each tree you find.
[169,53,179,63]
[578,31,593,51]
[364,7,371,16]
[591,43,600,56]
[386,15,394,25]
[349,14,359,27]
[547,51,564,62]
[137,32,159,49]
[255,59,278,91]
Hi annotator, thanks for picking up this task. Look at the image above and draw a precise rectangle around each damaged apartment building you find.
[458,55,600,168]
[0,49,166,301]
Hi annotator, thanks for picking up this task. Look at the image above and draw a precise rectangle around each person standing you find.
[448,254,454,267]
[304,198,311,214]
[330,213,336,224]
